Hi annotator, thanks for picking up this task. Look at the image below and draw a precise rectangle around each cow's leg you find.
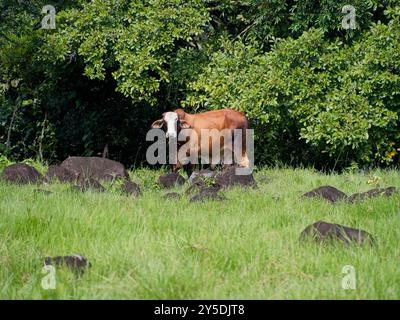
[171,160,184,173]
[239,151,250,168]
[239,127,250,168]
[186,136,200,175]
[184,163,194,177]
[232,126,250,168]
[175,143,196,177]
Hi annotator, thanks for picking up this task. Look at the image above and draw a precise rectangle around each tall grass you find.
[0,167,399,299]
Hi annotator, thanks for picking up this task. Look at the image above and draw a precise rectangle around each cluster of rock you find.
[300,185,398,246]
[302,185,397,204]
[158,166,257,202]
[1,157,141,197]
[3,159,397,255]
[1,158,258,202]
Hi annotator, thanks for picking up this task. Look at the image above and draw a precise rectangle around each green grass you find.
[0,167,399,299]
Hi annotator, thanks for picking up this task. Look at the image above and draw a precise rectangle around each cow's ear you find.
[151,119,164,129]
[180,120,191,129]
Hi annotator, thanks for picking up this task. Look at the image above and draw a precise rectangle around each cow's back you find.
[191,109,247,131]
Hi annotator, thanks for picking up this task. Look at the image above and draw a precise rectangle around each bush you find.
[185,14,400,169]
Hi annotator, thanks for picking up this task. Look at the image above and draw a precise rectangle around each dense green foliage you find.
[1,0,400,169]
[186,19,400,167]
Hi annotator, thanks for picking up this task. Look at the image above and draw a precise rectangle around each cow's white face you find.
[164,112,178,139]
[151,111,191,138]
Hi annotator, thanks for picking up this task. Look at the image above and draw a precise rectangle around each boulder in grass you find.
[215,166,256,189]
[44,254,90,275]
[44,165,76,183]
[157,172,186,188]
[302,186,347,204]
[121,180,142,198]
[61,156,129,181]
[1,163,43,185]
[347,187,397,203]
[300,221,374,246]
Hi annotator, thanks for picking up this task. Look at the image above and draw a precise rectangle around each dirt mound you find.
[300,221,374,246]
[157,172,186,188]
[302,186,347,203]
[215,166,256,189]
[44,254,90,275]
[1,163,43,184]
[61,156,129,181]
[347,187,397,203]
[121,180,142,198]
[163,192,181,200]
[45,165,76,183]
[190,187,226,203]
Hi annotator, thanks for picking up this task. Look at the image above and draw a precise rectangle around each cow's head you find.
[151,111,191,139]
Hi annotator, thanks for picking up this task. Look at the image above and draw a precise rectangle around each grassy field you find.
[0,167,399,299]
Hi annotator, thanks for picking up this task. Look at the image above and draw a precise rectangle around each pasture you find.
[0,167,399,299]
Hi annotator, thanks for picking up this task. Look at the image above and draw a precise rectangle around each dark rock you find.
[121,180,142,197]
[300,221,374,246]
[157,172,186,188]
[347,187,397,203]
[302,186,347,203]
[44,165,76,183]
[77,174,105,192]
[215,166,256,189]
[60,156,129,181]
[34,189,53,195]
[44,254,90,275]
[163,192,181,200]
[1,163,43,184]
[190,187,226,203]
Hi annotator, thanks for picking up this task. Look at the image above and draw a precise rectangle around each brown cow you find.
[151,108,250,175]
